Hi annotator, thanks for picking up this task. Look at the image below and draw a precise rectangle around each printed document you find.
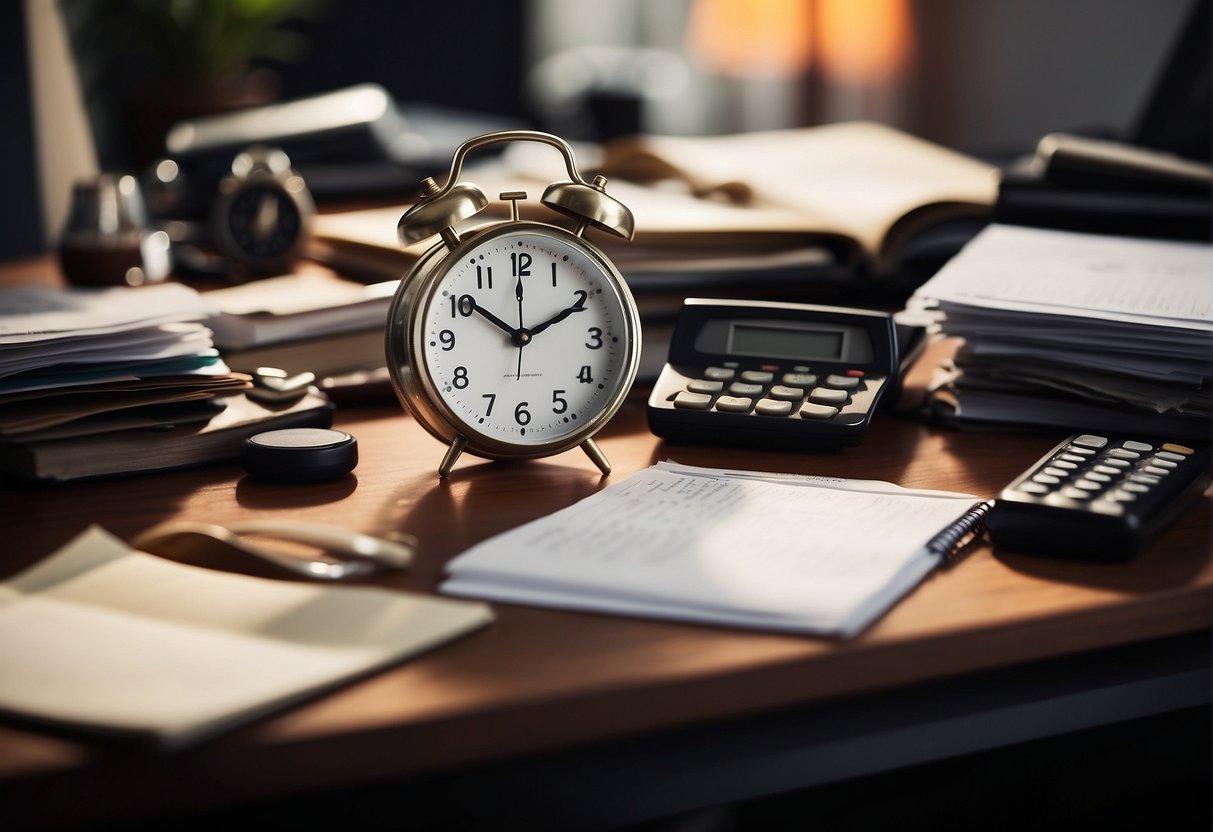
[442,462,981,637]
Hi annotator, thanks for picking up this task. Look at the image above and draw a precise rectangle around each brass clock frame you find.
[385,131,641,478]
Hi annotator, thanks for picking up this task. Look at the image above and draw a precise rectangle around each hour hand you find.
[472,303,516,337]
[529,300,586,337]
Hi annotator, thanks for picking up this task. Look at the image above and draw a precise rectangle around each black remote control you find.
[987,433,1211,560]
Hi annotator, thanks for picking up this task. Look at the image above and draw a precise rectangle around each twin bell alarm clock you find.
[386,130,642,477]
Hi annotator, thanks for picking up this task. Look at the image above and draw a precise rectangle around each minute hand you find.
[529,301,586,337]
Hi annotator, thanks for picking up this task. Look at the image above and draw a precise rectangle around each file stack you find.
[0,282,329,481]
[902,224,1212,440]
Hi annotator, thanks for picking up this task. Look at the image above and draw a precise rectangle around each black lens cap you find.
[241,428,358,484]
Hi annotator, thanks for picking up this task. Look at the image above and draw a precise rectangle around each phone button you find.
[687,379,724,394]
[703,367,735,381]
[754,399,793,417]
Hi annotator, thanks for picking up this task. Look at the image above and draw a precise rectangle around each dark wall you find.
[276,1,528,118]
[1,2,46,259]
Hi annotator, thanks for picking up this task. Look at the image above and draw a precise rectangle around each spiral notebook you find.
[442,462,990,637]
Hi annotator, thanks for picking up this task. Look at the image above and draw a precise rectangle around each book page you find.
[443,463,979,636]
[597,121,998,260]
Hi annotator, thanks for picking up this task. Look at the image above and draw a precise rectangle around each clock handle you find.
[400,130,635,248]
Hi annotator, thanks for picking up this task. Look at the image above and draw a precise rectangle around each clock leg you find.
[439,435,469,478]
[580,437,611,476]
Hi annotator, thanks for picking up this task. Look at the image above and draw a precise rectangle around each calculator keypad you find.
[665,364,886,424]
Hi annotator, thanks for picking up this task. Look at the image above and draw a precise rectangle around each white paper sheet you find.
[442,462,980,637]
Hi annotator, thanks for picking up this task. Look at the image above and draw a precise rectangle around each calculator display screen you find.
[729,324,844,361]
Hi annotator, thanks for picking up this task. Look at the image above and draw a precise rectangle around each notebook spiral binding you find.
[926,499,994,566]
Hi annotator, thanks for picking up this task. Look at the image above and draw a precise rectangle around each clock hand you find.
[471,303,517,338]
[528,299,587,338]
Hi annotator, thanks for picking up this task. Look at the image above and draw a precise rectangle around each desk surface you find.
[2,265,1210,828]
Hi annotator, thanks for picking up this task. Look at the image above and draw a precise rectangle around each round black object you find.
[241,428,357,484]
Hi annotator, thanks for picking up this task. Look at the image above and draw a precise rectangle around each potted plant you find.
[60,0,322,169]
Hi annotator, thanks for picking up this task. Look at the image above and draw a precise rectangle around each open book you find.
[0,526,492,747]
[310,122,998,284]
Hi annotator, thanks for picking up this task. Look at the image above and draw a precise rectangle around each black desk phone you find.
[646,299,897,450]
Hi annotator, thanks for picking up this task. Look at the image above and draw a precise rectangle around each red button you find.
[847,369,864,377]
[761,364,779,372]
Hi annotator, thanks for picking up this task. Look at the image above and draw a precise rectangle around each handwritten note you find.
[442,462,980,637]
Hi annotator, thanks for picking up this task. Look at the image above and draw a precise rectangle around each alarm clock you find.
[386,130,642,477]
[211,146,314,274]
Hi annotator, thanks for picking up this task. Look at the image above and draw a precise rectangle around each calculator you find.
[987,433,1212,560]
[646,299,897,450]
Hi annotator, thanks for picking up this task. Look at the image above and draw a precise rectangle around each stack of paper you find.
[902,224,1213,438]
[442,462,983,637]
[0,283,331,481]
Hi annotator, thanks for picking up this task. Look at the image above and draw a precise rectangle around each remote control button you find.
[1105,489,1137,502]
[1142,465,1170,476]
[1043,493,1083,509]
[687,379,724,394]
[673,391,712,409]
[808,387,848,405]
[1122,440,1154,452]
[1060,486,1091,500]
[1123,482,1150,493]
[1089,500,1125,516]
[1149,458,1178,469]
[714,395,753,413]
[1032,473,1061,485]
[1042,466,1071,478]
[782,372,817,386]
[792,365,811,373]
[1072,434,1108,449]
[1130,473,1161,485]
[1101,458,1131,469]
[740,370,774,384]
[703,366,735,381]
[1156,451,1187,462]
[1050,460,1079,470]
[1093,464,1123,475]
[1108,448,1141,460]
[1059,453,1087,463]
[846,369,865,377]
[728,382,764,397]
[1085,472,1112,483]
[768,384,805,401]
[1161,443,1194,455]
[1073,479,1103,491]
[824,374,860,390]
[799,402,838,419]
[1016,482,1050,495]
[754,398,793,417]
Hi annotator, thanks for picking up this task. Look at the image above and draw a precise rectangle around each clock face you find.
[416,225,637,449]
[222,182,303,263]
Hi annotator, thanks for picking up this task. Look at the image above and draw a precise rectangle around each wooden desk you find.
[2,263,1210,828]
